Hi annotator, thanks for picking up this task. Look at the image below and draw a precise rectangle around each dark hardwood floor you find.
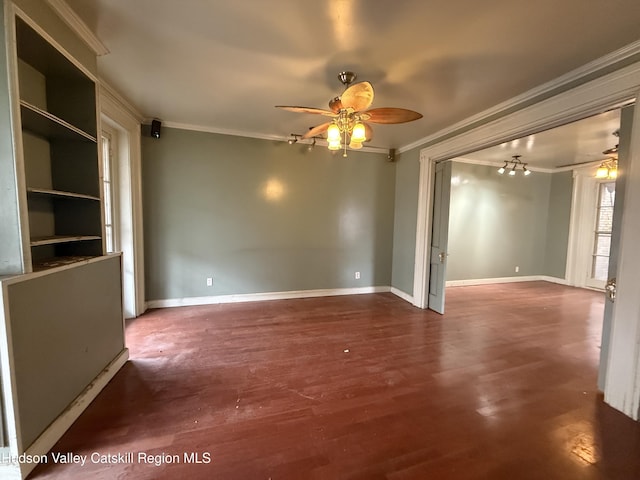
[29,282,640,479]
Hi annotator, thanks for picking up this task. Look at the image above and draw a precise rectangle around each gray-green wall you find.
[391,146,421,296]
[447,162,572,281]
[142,127,396,301]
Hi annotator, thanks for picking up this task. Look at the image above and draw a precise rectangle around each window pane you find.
[599,183,615,207]
[101,133,115,254]
[105,225,113,253]
[592,255,609,282]
[102,138,111,181]
[595,234,611,256]
[597,206,614,232]
[103,183,112,225]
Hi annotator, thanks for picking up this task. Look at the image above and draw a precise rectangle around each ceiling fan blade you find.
[365,107,423,124]
[275,106,336,116]
[302,122,331,139]
[341,81,374,112]
[329,96,342,113]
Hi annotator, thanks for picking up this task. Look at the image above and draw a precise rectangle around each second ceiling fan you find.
[276,71,423,156]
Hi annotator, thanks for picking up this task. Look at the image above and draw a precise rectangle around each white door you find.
[428,161,452,314]
[600,104,640,421]
[597,107,630,390]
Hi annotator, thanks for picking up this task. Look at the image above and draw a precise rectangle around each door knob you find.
[438,251,448,264]
[605,278,616,302]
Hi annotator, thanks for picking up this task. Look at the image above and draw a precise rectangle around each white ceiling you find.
[65,0,640,160]
[459,108,622,170]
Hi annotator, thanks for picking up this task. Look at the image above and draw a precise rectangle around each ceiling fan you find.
[276,71,423,156]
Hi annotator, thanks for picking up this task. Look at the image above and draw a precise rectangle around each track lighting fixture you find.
[286,133,322,150]
[287,134,300,145]
[498,154,530,177]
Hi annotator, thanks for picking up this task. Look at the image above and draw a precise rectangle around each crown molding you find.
[399,39,640,154]
[45,0,109,56]
[99,79,144,123]
[154,120,388,154]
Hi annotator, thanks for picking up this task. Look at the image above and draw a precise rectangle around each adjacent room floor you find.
[30,282,640,479]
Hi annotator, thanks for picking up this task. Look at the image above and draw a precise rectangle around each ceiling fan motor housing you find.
[338,71,357,87]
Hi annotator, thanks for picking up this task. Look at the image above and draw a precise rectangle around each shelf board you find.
[30,235,101,247]
[27,187,100,201]
[20,101,97,142]
[31,255,98,272]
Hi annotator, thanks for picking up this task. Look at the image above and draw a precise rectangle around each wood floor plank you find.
[28,282,640,479]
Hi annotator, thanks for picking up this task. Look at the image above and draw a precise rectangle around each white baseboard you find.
[146,286,393,309]
[1,349,130,480]
[538,275,570,286]
[390,287,414,304]
[446,275,568,287]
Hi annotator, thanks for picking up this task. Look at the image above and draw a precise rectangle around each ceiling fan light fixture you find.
[276,72,422,157]
[596,158,618,179]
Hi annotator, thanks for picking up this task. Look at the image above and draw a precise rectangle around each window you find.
[101,132,116,253]
[591,182,615,282]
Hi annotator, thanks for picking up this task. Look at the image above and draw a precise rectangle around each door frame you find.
[413,61,640,419]
[99,84,146,318]
[413,62,640,309]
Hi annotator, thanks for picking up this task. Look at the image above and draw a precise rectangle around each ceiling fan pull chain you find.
[343,129,348,157]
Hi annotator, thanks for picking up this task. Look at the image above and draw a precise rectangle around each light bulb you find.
[498,167,505,174]
[608,168,617,179]
[508,168,516,176]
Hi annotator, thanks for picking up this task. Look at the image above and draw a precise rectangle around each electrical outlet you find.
[515,266,519,273]
[355,271,361,280]
[206,277,213,287]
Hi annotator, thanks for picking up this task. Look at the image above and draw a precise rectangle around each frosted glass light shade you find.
[351,122,366,142]
[327,123,340,142]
